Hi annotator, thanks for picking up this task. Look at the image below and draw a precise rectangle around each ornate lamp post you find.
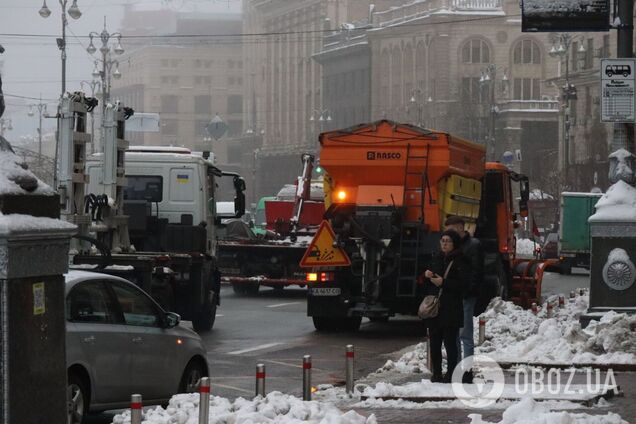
[38,0,82,97]
[479,64,509,161]
[549,34,586,178]
[28,101,48,163]
[87,18,124,122]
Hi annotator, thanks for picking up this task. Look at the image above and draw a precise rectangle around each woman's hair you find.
[441,229,461,250]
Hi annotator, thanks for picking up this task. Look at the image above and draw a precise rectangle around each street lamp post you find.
[87,17,123,152]
[28,100,48,164]
[479,64,509,161]
[81,80,101,154]
[246,128,264,205]
[309,109,332,134]
[549,34,586,179]
[38,0,82,97]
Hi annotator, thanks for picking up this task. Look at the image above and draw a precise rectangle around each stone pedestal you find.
[583,221,636,325]
[0,220,76,423]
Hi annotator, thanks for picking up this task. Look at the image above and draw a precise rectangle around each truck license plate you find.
[309,287,341,296]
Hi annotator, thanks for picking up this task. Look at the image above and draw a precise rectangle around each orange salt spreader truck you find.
[300,120,552,331]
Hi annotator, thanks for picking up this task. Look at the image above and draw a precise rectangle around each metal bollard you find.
[130,394,142,424]
[426,328,433,372]
[531,302,538,315]
[546,302,553,318]
[579,288,585,296]
[302,355,312,401]
[570,290,576,300]
[558,295,565,308]
[478,317,486,345]
[199,377,210,424]
[345,345,354,394]
[256,363,266,397]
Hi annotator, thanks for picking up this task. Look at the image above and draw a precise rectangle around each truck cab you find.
[86,146,245,255]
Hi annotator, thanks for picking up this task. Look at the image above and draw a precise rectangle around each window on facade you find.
[227,144,242,163]
[229,77,235,85]
[513,39,541,64]
[512,78,541,100]
[204,76,212,85]
[227,95,243,114]
[461,77,483,103]
[227,120,243,137]
[462,39,490,64]
[194,59,202,68]
[195,119,208,136]
[571,42,579,71]
[161,95,179,113]
[195,95,211,115]
[161,59,170,68]
[162,119,178,136]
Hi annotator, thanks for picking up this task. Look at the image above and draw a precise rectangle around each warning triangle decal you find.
[299,220,351,267]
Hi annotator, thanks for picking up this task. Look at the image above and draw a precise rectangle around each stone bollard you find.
[198,377,210,424]
[256,363,266,397]
[130,394,142,424]
[546,302,554,318]
[346,345,354,395]
[531,302,538,315]
[303,355,312,401]
[478,318,486,345]
[558,295,565,308]
[570,290,576,300]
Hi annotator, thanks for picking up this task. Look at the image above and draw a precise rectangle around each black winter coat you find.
[461,234,484,299]
[421,249,469,329]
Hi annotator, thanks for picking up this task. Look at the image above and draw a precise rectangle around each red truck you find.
[217,154,325,294]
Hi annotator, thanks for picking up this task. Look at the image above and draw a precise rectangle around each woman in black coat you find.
[421,229,468,382]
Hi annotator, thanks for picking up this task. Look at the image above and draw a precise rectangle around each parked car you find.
[65,270,209,424]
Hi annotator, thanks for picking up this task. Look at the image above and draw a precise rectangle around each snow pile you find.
[516,239,539,257]
[375,294,636,371]
[589,180,636,222]
[375,342,429,374]
[468,397,627,424]
[111,391,376,424]
[0,213,77,235]
[530,190,554,200]
[0,144,54,196]
[477,297,636,364]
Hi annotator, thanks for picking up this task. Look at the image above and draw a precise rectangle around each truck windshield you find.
[124,175,163,202]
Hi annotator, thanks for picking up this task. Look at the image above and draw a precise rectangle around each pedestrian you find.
[444,216,484,383]
[420,229,468,383]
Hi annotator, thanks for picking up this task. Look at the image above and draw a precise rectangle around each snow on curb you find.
[374,292,636,375]
[111,391,376,424]
[468,397,627,424]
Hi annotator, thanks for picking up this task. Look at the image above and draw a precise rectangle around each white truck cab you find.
[86,146,245,255]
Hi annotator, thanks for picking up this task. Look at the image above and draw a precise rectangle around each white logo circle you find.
[451,355,505,408]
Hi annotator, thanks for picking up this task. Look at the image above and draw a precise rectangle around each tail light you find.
[335,190,347,201]
[306,272,335,282]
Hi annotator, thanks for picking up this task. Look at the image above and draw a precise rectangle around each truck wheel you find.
[313,316,339,331]
[192,299,216,332]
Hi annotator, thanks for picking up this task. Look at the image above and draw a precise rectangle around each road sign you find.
[205,114,228,140]
[601,58,636,123]
[299,221,351,267]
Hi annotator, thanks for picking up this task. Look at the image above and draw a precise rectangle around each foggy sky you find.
[0,0,240,138]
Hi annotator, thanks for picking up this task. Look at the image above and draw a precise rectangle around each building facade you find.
[110,11,243,167]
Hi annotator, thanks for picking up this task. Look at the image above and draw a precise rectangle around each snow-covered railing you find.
[451,0,502,9]
[372,0,503,26]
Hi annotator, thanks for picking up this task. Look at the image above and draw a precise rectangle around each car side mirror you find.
[165,312,180,328]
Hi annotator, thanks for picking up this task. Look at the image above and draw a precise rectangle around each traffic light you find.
[314,159,323,174]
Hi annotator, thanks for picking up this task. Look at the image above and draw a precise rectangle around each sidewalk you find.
[348,369,635,423]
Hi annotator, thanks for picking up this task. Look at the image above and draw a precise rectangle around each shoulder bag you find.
[417,260,454,319]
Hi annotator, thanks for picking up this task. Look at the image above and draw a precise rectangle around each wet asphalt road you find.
[87,270,591,423]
